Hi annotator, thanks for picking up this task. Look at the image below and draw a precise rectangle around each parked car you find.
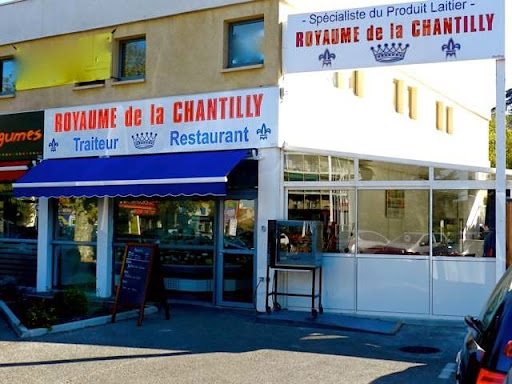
[456,265,512,383]
[346,230,389,253]
[366,232,454,255]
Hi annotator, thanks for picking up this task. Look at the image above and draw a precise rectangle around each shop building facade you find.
[0,0,505,319]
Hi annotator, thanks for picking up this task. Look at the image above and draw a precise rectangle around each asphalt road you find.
[0,304,467,383]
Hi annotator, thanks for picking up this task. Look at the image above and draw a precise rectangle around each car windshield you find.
[480,267,512,329]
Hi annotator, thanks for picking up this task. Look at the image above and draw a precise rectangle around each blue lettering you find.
[170,131,179,145]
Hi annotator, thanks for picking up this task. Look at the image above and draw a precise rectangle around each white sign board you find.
[284,0,504,74]
[44,87,279,159]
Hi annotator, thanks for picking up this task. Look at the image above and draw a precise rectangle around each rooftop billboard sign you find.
[283,0,505,73]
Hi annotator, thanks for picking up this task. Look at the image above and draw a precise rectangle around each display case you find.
[267,220,323,268]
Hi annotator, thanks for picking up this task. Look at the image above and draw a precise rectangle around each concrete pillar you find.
[36,198,53,292]
[96,197,114,298]
[256,148,283,312]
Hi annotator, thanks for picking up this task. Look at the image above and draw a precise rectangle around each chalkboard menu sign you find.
[112,243,169,326]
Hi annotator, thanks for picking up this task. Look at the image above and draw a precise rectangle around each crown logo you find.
[318,49,336,67]
[370,43,409,63]
[442,38,461,59]
[131,132,157,149]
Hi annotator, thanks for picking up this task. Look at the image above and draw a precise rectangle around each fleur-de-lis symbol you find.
[256,124,271,140]
[442,38,461,59]
[318,49,336,67]
[48,138,59,152]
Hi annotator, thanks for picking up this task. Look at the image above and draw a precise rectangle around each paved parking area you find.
[0,305,467,383]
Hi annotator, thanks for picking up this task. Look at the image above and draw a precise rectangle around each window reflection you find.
[284,152,354,182]
[0,185,37,239]
[223,199,254,250]
[120,38,146,79]
[115,199,214,246]
[434,168,494,181]
[433,190,493,257]
[359,160,428,181]
[54,198,98,292]
[56,197,98,242]
[288,190,355,253]
[114,198,216,302]
[228,19,264,68]
[357,190,429,254]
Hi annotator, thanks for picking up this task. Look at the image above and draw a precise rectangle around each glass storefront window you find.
[284,152,354,182]
[434,168,494,181]
[359,160,428,181]
[114,199,214,246]
[54,198,98,291]
[114,198,216,302]
[288,190,355,253]
[0,184,37,287]
[357,190,429,254]
[433,189,493,257]
[0,184,37,239]
[53,244,97,290]
[55,197,98,242]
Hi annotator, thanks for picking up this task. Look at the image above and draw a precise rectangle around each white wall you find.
[0,0,252,45]
[279,67,490,168]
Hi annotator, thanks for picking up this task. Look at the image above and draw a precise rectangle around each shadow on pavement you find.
[0,303,465,381]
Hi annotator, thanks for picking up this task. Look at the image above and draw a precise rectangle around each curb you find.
[0,300,158,338]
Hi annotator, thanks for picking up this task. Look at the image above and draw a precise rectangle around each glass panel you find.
[222,252,253,303]
[53,244,96,292]
[284,153,304,181]
[434,168,494,181]
[0,185,37,287]
[284,152,354,182]
[223,199,255,303]
[0,184,37,239]
[357,190,429,254]
[114,199,214,246]
[228,19,264,68]
[0,241,37,287]
[331,156,355,181]
[120,38,146,79]
[288,190,355,253]
[114,198,215,302]
[223,200,254,250]
[1,58,15,94]
[53,198,97,291]
[433,190,494,257]
[160,248,213,302]
[55,198,98,242]
[359,160,428,181]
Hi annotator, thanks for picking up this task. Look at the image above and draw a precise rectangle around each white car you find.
[382,232,452,255]
[347,230,389,253]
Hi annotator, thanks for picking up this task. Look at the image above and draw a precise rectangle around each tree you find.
[488,114,512,168]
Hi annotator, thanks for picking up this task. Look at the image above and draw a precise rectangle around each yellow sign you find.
[16,33,112,90]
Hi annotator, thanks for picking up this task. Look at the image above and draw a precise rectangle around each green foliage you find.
[22,299,57,329]
[53,287,89,319]
[488,114,512,168]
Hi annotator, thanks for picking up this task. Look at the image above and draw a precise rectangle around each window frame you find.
[0,57,16,96]
[227,18,264,69]
[118,37,146,81]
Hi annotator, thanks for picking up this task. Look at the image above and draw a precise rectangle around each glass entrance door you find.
[218,199,255,306]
